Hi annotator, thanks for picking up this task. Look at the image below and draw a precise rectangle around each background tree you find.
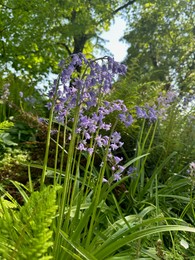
[122,0,194,95]
[0,0,136,83]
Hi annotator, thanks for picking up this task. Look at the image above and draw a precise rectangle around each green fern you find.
[0,186,58,260]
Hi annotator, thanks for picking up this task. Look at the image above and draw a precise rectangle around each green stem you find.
[53,124,61,186]
[85,120,118,247]
[58,117,68,185]
[41,76,60,189]
[53,105,80,258]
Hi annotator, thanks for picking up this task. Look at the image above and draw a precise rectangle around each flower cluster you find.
[157,91,178,119]
[135,91,178,122]
[98,133,125,182]
[46,53,130,181]
[1,83,10,101]
[77,100,133,136]
[75,98,134,181]
[135,105,157,122]
[47,53,127,123]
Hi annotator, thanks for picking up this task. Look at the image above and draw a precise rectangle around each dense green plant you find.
[0,120,17,159]
[0,185,58,259]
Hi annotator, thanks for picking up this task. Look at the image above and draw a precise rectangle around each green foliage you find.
[0,0,132,84]
[6,120,37,143]
[0,119,36,164]
[0,120,14,133]
[0,120,17,160]
[123,0,195,93]
[0,186,58,260]
[156,107,195,174]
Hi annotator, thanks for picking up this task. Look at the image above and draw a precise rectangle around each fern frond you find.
[0,186,58,260]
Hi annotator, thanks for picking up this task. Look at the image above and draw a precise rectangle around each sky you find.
[100,17,129,62]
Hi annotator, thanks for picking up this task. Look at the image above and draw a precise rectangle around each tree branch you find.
[98,0,137,24]
[112,0,137,16]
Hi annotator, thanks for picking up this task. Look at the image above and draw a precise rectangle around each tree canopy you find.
[0,0,136,83]
[123,0,195,94]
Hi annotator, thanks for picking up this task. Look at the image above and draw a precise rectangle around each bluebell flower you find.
[114,156,123,165]
[110,143,119,150]
[87,148,94,155]
[148,107,157,122]
[113,173,122,181]
[136,106,148,119]
[77,142,87,151]
[127,166,137,175]
[19,91,23,98]
[111,132,121,144]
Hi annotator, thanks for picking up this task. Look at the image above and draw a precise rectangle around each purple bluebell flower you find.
[95,135,109,147]
[77,142,87,151]
[148,107,157,122]
[84,132,91,140]
[110,143,119,150]
[79,115,91,128]
[87,148,94,155]
[45,102,52,110]
[102,136,109,146]
[113,173,122,181]
[19,91,23,98]
[100,123,111,131]
[114,156,123,165]
[136,106,148,119]
[88,124,98,133]
[111,132,121,144]
[118,142,124,147]
[71,53,83,66]
[136,105,158,123]
[112,166,116,171]
[127,166,137,175]
[124,114,133,127]
[118,113,133,127]
[74,79,84,89]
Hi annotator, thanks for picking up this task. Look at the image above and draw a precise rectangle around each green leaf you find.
[60,230,97,260]
[94,225,195,259]
[0,133,18,146]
